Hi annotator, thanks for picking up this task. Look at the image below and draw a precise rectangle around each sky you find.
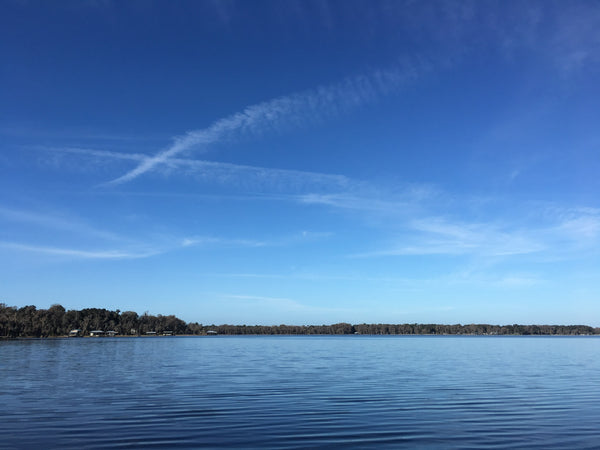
[1,0,599,326]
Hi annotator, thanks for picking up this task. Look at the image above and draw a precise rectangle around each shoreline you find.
[3,333,599,340]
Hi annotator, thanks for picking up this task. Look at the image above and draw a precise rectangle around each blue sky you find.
[1,0,599,325]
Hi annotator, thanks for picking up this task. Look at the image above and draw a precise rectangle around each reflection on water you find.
[2,336,600,448]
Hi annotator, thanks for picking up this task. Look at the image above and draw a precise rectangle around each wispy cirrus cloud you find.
[0,205,122,241]
[354,208,600,259]
[0,241,160,260]
[300,186,600,260]
[0,234,267,262]
[44,146,352,192]
[105,64,423,186]
[403,217,544,257]
[0,204,332,260]
[554,208,600,241]
[492,275,543,288]
[181,230,331,249]
[299,189,435,214]
[0,235,258,261]
[0,204,160,259]
[181,236,265,248]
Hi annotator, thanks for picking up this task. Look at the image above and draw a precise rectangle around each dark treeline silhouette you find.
[206,323,600,336]
[0,304,189,338]
[1,304,599,337]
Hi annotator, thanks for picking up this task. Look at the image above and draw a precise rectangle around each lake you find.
[1,336,599,448]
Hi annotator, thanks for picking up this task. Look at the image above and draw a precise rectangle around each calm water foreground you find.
[1,336,599,449]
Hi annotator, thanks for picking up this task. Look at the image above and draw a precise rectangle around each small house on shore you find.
[68,329,82,337]
[90,330,104,337]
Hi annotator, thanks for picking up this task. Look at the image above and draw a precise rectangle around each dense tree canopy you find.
[1,303,598,338]
[0,304,188,337]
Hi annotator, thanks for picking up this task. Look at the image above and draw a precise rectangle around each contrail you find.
[53,146,352,191]
[106,64,421,186]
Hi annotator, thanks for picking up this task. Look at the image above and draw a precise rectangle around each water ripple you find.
[2,336,600,448]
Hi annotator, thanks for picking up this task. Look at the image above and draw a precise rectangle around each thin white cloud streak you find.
[301,194,521,257]
[49,146,351,192]
[406,218,545,257]
[204,271,438,285]
[0,234,261,261]
[492,276,542,288]
[301,189,600,259]
[0,197,331,261]
[0,205,121,241]
[0,230,332,261]
[300,193,411,214]
[52,147,146,162]
[555,211,600,241]
[180,230,331,249]
[0,234,263,261]
[299,184,440,213]
[181,236,266,248]
[106,65,421,185]
[0,241,159,260]
[167,160,350,191]
[355,210,600,259]
[0,125,168,143]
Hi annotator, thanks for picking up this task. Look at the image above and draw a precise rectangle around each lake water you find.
[1,336,599,448]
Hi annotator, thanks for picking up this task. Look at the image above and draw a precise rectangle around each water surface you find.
[2,336,599,448]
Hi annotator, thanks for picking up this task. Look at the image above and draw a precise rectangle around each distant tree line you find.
[201,322,600,336]
[0,304,189,338]
[1,303,598,338]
